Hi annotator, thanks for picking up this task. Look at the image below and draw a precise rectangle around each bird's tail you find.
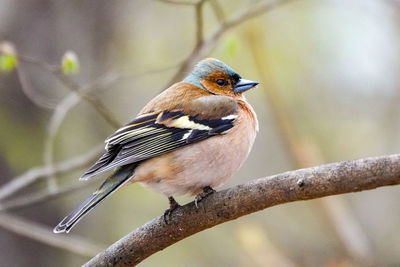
[53,164,137,234]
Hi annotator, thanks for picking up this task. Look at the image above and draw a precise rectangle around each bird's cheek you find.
[200,79,223,95]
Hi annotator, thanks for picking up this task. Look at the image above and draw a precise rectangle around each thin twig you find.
[0,145,103,201]
[0,64,178,203]
[16,63,59,109]
[45,64,180,151]
[84,153,400,266]
[0,179,99,212]
[40,64,180,193]
[0,212,105,258]
[209,0,225,23]
[51,71,121,129]
[43,132,58,193]
[195,0,206,47]
[18,55,122,129]
[166,0,299,86]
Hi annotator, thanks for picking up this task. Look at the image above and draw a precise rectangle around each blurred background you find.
[0,0,399,266]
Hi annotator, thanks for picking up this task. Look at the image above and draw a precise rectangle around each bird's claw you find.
[194,186,216,208]
[163,209,175,225]
[164,196,181,224]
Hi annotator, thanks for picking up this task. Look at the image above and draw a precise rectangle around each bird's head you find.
[183,58,259,97]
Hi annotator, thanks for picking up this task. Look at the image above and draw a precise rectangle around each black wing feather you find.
[80,111,237,180]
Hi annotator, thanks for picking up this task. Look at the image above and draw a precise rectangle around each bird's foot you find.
[194,186,216,208]
[163,196,181,224]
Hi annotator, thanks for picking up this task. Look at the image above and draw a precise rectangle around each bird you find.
[53,58,259,233]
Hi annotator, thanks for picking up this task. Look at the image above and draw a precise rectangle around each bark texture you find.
[84,154,400,266]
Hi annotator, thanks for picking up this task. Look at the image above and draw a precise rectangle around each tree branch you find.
[0,145,103,201]
[1,56,179,202]
[195,0,206,47]
[0,212,105,258]
[166,0,299,86]
[84,153,400,266]
[209,0,225,23]
[0,178,99,212]
[18,55,122,129]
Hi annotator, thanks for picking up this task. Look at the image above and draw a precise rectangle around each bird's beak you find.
[233,79,259,93]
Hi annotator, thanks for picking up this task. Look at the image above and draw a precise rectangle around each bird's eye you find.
[216,79,227,86]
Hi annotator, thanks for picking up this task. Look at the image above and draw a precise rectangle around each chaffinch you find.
[54,58,259,233]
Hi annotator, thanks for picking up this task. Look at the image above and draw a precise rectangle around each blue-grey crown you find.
[183,58,239,89]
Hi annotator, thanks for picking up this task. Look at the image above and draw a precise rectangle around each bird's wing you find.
[80,95,238,180]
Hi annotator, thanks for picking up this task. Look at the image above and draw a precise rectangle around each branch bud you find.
[0,41,17,73]
[62,50,79,75]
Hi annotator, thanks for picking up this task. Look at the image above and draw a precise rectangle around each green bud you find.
[62,50,79,75]
[0,42,17,73]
